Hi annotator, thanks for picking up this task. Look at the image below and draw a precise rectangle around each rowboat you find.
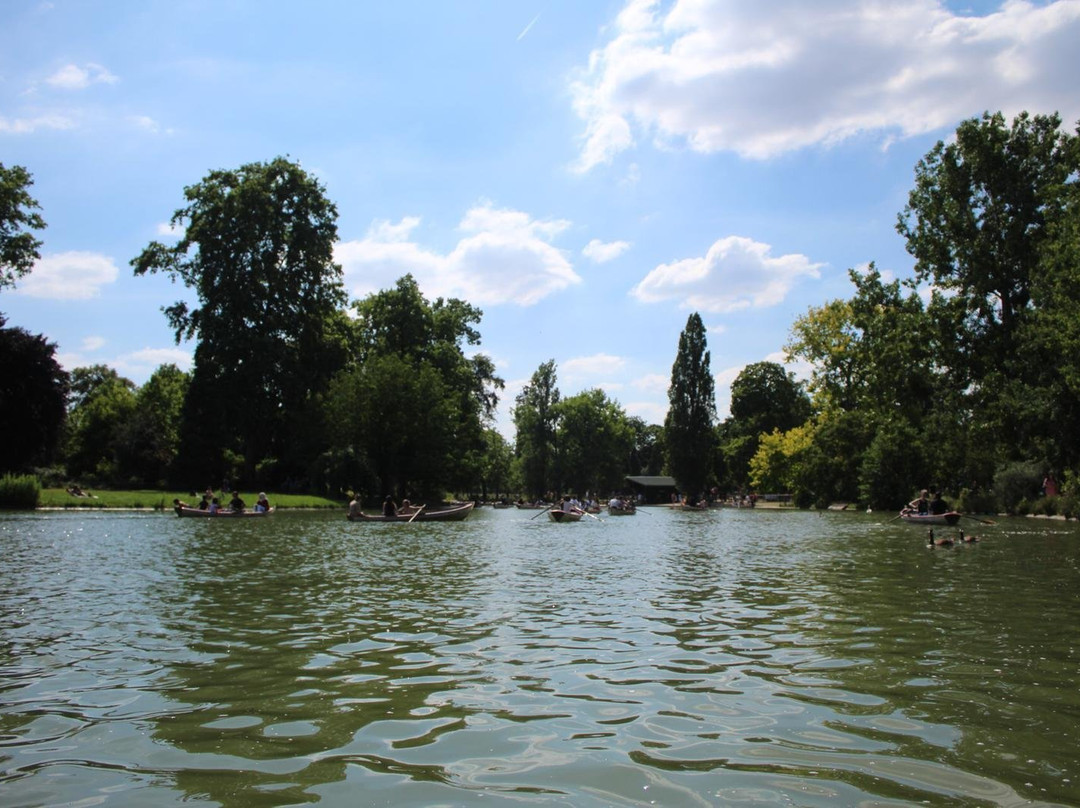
[547,508,582,523]
[174,505,274,518]
[606,503,636,516]
[899,510,961,526]
[347,502,474,522]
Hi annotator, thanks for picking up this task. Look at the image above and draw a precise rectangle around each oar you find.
[577,507,603,523]
[531,503,555,520]
[407,504,425,523]
[961,513,996,526]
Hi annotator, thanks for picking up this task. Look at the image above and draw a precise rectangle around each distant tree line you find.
[2,111,1078,514]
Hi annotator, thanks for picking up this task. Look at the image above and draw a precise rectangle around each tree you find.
[627,417,664,477]
[0,163,46,292]
[513,360,560,498]
[0,316,67,473]
[664,312,716,496]
[132,157,347,485]
[338,275,503,498]
[65,365,137,480]
[555,389,634,495]
[114,364,190,485]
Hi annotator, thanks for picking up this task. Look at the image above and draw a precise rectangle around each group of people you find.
[346,494,423,519]
[176,488,271,513]
[906,488,949,516]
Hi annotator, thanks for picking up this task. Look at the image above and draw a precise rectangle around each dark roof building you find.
[625,475,678,504]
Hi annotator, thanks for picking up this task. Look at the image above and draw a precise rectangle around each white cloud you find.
[335,202,582,306]
[634,372,670,393]
[572,0,1080,168]
[17,251,119,299]
[156,221,183,238]
[0,113,75,133]
[631,235,822,312]
[113,347,192,376]
[562,353,628,379]
[583,238,632,263]
[81,336,106,352]
[45,63,118,90]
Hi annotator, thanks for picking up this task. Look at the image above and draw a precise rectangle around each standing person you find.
[1043,472,1059,497]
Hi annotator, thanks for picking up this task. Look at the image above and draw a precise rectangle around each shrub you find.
[0,474,40,509]
[993,461,1042,513]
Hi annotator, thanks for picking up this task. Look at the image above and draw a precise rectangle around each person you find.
[208,497,221,514]
[229,492,246,513]
[255,492,271,512]
[382,495,397,518]
[907,489,930,515]
[397,498,414,516]
[928,489,948,515]
[1043,472,1059,498]
[173,497,191,509]
[348,494,364,519]
[197,492,210,510]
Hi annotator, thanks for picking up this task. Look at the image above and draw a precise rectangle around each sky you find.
[2,0,1079,438]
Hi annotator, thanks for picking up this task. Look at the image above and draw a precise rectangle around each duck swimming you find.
[927,528,953,547]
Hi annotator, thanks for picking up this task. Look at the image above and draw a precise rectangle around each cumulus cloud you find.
[114,347,192,376]
[631,235,822,312]
[45,62,118,90]
[335,202,582,306]
[562,353,628,381]
[17,251,119,299]
[583,238,632,263]
[571,0,1080,169]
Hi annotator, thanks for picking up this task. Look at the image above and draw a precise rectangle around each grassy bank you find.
[38,489,344,510]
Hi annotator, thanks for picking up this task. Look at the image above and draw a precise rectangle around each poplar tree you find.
[664,312,716,497]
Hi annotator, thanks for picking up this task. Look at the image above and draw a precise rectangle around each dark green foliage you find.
[664,313,716,495]
[555,389,634,495]
[0,473,40,509]
[0,163,46,291]
[133,157,347,485]
[513,360,560,498]
[0,318,68,473]
[64,365,137,481]
[858,419,927,511]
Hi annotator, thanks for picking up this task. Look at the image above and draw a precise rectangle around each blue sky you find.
[3,0,1078,437]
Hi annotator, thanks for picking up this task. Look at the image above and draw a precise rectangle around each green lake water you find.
[1,506,1079,806]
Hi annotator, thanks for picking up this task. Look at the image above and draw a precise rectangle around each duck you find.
[927,528,953,547]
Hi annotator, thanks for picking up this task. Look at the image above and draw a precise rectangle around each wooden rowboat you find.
[606,504,636,516]
[899,510,961,526]
[347,502,474,522]
[174,505,274,518]
[547,508,582,523]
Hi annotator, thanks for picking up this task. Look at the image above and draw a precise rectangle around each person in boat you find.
[255,493,271,512]
[382,495,398,518]
[173,497,191,509]
[197,492,210,510]
[928,489,948,515]
[907,489,930,515]
[229,492,246,513]
[397,498,417,516]
[208,497,221,514]
[348,494,364,518]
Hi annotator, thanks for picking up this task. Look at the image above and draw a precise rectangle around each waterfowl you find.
[927,528,953,547]
[958,529,979,543]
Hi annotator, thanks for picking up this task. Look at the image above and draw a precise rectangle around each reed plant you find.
[0,474,41,509]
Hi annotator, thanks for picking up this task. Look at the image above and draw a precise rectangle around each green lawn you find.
[38,488,344,510]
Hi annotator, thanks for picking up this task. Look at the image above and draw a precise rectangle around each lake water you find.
[1,506,1079,807]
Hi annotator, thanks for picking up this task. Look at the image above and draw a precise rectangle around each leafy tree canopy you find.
[0,163,46,292]
[0,316,67,473]
[664,312,716,495]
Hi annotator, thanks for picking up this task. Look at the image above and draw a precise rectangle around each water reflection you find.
[1,508,1079,805]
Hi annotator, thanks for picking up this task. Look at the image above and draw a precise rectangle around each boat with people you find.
[174,505,274,518]
[547,508,583,523]
[899,509,962,526]
[606,500,636,516]
[347,501,474,522]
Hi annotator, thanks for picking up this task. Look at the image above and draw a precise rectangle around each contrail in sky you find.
[517,12,541,41]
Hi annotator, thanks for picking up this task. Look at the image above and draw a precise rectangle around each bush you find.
[956,486,997,515]
[0,474,40,509]
[993,461,1043,514]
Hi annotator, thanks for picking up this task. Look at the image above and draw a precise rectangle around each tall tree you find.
[0,163,46,292]
[512,360,560,498]
[114,364,190,486]
[64,366,137,480]
[664,312,716,496]
[555,389,634,496]
[132,157,346,485]
[0,316,67,473]
[327,275,502,499]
